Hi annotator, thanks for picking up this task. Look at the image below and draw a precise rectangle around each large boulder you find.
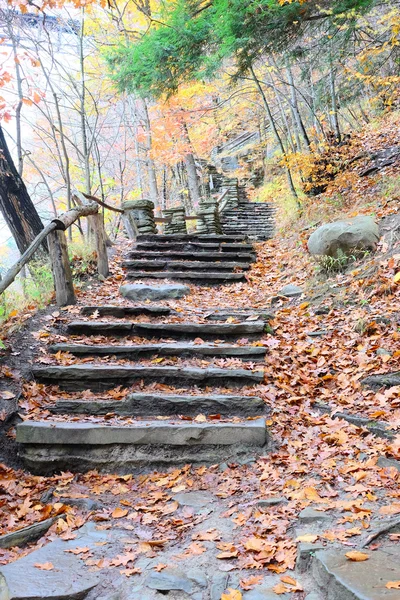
[307,216,379,257]
[120,283,190,301]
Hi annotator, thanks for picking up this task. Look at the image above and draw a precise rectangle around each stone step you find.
[17,418,268,473]
[136,234,247,243]
[32,364,265,390]
[125,271,247,282]
[49,342,267,360]
[312,548,400,600]
[67,320,266,338]
[135,242,254,252]
[125,251,255,262]
[122,260,251,272]
[361,371,400,389]
[81,305,174,317]
[49,392,266,416]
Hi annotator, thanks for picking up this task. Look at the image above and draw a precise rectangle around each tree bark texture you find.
[0,125,46,254]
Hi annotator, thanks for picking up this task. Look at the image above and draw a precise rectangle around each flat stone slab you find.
[0,516,56,549]
[136,234,247,242]
[126,251,255,262]
[313,548,400,599]
[67,321,266,338]
[17,418,267,446]
[280,284,303,297]
[0,522,108,600]
[135,242,254,252]
[49,343,267,360]
[362,371,400,390]
[120,283,189,301]
[50,393,266,417]
[123,260,250,271]
[80,305,173,317]
[32,365,264,391]
[126,271,246,281]
[173,491,215,507]
[299,507,331,523]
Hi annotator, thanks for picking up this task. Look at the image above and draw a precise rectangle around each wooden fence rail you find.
[0,201,109,306]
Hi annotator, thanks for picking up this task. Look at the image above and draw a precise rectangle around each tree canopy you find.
[108,0,376,97]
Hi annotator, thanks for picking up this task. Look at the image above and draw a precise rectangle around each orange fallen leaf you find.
[240,575,263,590]
[221,589,242,600]
[112,507,128,519]
[386,581,400,589]
[34,562,54,570]
[296,534,318,543]
[272,582,290,594]
[345,551,370,562]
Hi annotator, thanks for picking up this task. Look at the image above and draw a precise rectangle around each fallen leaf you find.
[221,589,242,600]
[34,562,54,570]
[386,581,400,589]
[112,507,128,519]
[296,534,318,543]
[345,551,370,562]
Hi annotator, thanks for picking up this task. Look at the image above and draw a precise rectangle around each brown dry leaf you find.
[65,547,90,555]
[386,581,400,589]
[221,589,242,600]
[155,564,167,572]
[119,568,142,577]
[296,534,318,543]
[112,507,129,519]
[240,575,263,590]
[34,562,54,570]
[345,551,370,562]
[272,583,290,594]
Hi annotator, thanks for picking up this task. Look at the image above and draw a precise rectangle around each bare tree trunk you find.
[329,53,341,143]
[141,99,159,213]
[250,67,299,205]
[285,62,311,150]
[0,125,46,254]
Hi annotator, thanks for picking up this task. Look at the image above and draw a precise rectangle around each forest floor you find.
[1,116,400,599]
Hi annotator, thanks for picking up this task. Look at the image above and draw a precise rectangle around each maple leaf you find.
[345,551,370,561]
[272,582,290,594]
[34,562,54,570]
[119,567,142,577]
[386,581,400,589]
[240,575,263,590]
[65,547,90,555]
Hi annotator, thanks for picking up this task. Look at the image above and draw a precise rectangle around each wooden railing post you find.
[92,212,109,278]
[47,229,76,306]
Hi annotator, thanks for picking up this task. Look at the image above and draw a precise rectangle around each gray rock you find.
[187,569,207,588]
[307,216,379,257]
[305,594,323,600]
[376,348,392,357]
[296,542,326,573]
[313,548,400,600]
[173,491,215,508]
[146,569,193,593]
[120,283,189,301]
[377,455,400,472]
[307,330,328,337]
[244,586,290,599]
[0,516,57,549]
[280,284,303,298]
[299,508,331,523]
[0,522,109,600]
[210,574,229,600]
[257,497,287,508]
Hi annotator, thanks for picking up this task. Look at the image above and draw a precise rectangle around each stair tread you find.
[81,305,174,316]
[49,343,267,357]
[123,260,250,270]
[16,418,267,446]
[49,392,266,416]
[67,321,266,335]
[126,271,246,280]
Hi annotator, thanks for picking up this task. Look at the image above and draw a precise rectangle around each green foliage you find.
[107,0,376,97]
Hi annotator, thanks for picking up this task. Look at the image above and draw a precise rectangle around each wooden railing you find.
[0,199,109,307]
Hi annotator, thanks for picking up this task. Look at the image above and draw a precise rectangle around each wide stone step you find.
[49,392,266,416]
[32,364,265,390]
[81,305,174,317]
[126,271,247,282]
[137,234,247,243]
[67,320,266,338]
[135,242,254,252]
[125,251,255,262]
[17,418,268,473]
[312,548,400,600]
[49,342,267,360]
[122,260,250,272]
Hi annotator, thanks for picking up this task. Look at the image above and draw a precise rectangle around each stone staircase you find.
[16,235,270,473]
[123,233,255,283]
[220,202,275,240]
